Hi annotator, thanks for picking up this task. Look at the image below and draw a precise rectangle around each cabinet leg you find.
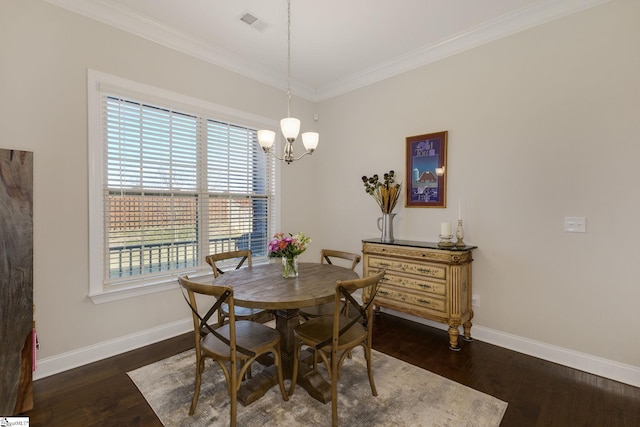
[462,320,473,342]
[447,325,461,351]
[374,305,381,316]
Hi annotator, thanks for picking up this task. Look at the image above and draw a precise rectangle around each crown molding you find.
[314,0,612,101]
[42,0,314,98]
[43,0,611,102]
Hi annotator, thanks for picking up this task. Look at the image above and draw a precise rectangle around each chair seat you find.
[294,315,367,350]
[221,303,266,319]
[202,320,281,358]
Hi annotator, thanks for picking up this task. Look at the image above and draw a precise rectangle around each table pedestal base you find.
[237,309,332,406]
[290,351,332,403]
[237,365,279,406]
[237,351,332,406]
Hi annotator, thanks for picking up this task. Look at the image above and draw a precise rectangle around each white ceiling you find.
[44,0,608,101]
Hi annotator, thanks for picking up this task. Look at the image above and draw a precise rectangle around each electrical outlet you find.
[564,217,586,233]
[472,294,480,308]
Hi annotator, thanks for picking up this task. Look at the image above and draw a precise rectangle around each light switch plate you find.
[472,294,480,308]
[564,217,586,233]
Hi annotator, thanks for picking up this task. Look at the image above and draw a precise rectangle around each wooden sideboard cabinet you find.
[362,239,476,351]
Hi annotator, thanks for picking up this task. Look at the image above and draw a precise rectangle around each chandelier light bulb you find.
[257,130,276,150]
[280,117,301,140]
[301,132,319,151]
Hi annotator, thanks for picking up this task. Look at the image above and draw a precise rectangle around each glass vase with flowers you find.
[268,232,311,278]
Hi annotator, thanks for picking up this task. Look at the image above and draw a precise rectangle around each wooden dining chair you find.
[299,249,361,320]
[178,275,288,427]
[205,250,268,325]
[288,270,385,427]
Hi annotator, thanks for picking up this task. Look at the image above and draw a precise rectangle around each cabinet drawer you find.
[382,273,446,297]
[368,256,446,280]
[376,286,447,314]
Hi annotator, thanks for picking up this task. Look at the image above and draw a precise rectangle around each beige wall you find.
[313,0,640,369]
[0,0,313,360]
[1,0,638,380]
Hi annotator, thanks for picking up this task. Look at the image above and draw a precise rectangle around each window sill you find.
[89,270,212,304]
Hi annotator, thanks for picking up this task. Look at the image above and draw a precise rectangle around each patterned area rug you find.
[128,347,507,426]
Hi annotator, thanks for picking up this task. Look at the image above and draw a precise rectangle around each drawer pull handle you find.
[417,268,436,275]
[379,290,390,297]
[418,284,433,290]
[418,298,433,306]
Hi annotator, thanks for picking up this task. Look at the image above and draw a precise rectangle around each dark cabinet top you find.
[362,238,477,251]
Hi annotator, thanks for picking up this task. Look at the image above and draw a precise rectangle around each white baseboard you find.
[34,310,640,389]
[33,318,192,380]
[381,308,640,388]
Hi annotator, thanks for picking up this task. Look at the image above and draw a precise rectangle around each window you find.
[88,70,277,302]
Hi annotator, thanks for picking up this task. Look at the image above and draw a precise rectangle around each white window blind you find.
[91,77,276,296]
[206,121,271,259]
[104,97,200,280]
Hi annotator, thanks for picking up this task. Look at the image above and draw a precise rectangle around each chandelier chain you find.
[286,0,292,117]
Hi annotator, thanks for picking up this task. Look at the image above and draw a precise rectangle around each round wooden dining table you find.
[211,262,358,310]
[208,261,359,405]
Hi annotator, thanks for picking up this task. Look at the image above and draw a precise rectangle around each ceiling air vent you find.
[240,12,270,32]
[240,13,258,25]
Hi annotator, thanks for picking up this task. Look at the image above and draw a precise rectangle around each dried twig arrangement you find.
[362,170,401,213]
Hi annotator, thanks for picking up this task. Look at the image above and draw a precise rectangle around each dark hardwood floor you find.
[25,313,640,426]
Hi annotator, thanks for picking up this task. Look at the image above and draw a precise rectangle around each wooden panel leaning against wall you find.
[0,148,34,415]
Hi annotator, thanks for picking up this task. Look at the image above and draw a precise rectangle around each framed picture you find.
[405,131,448,208]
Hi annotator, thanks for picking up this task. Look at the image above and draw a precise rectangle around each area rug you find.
[128,347,507,427]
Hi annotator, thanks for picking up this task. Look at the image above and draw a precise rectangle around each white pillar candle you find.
[458,198,461,221]
[441,222,451,236]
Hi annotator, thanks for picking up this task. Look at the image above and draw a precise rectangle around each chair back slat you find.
[320,249,361,271]
[315,270,385,350]
[206,250,252,278]
[178,275,255,357]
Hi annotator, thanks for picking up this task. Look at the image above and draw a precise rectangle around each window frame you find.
[87,69,280,303]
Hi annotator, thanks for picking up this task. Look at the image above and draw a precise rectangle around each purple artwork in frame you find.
[405,131,447,208]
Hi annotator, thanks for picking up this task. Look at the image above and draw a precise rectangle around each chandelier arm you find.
[290,150,314,162]
[262,148,285,162]
[263,142,315,164]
